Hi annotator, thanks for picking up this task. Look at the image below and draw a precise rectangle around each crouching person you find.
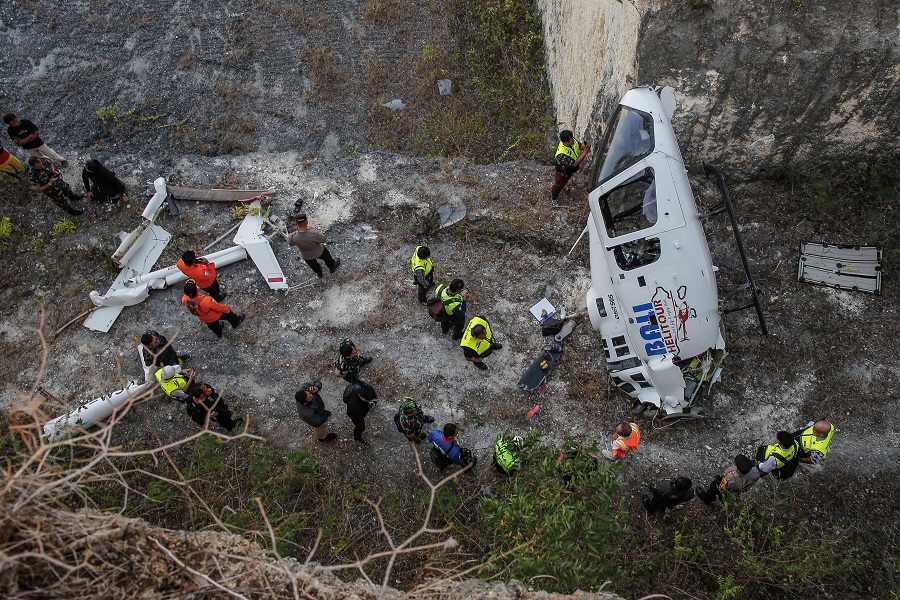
[427,423,477,474]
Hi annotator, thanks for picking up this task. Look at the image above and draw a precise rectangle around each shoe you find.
[232,313,246,329]
[75,193,86,200]
[423,415,435,423]
[329,258,342,273]
[179,354,191,361]
[231,418,244,431]
[369,400,378,409]
[219,291,227,301]
[59,160,70,167]
[601,449,616,460]
[316,271,323,278]
[491,342,503,350]
[319,432,338,442]
[324,410,332,418]
[641,494,652,511]
[474,362,488,371]
[360,357,373,366]
[355,437,368,447]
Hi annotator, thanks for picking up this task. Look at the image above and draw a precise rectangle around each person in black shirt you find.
[82,159,128,204]
[3,113,67,166]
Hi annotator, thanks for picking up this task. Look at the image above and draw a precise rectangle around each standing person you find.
[756,431,800,480]
[154,365,195,402]
[427,423,477,472]
[550,130,591,204]
[181,280,245,339]
[344,380,378,447]
[795,420,835,466]
[288,213,341,278]
[141,330,190,368]
[0,143,25,179]
[82,159,128,204]
[601,422,641,461]
[295,380,337,443]
[185,382,243,431]
[177,249,226,301]
[25,157,84,215]
[3,113,68,165]
[395,397,435,444]
[641,477,694,514]
[410,245,434,304]
[460,316,502,371]
[435,279,469,340]
[695,455,761,505]
[332,339,373,382]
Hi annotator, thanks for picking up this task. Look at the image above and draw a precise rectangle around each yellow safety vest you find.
[555,139,581,162]
[764,441,798,469]
[460,316,492,356]
[438,284,463,315]
[155,369,186,397]
[800,424,834,456]
[410,246,433,277]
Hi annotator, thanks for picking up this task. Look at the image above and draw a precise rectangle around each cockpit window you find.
[612,236,661,271]
[591,106,654,188]
[599,168,658,238]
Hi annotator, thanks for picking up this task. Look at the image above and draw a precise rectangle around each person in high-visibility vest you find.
[177,249,226,301]
[410,245,434,304]
[493,434,522,475]
[181,279,245,339]
[757,431,800,480]
[795,420,835,465]
[154,365,195,402]
[602,422,640,460]
[459,315,502,371]
[436,279,469,340]
[551,129,591,204]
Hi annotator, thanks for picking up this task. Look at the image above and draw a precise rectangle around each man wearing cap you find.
[141,330,190,368]
[695,455,761,505]
[288,213,341,278]
[154,365,195,402]
[177,249,226,301]
[181,280,245,339]
[295,380,337,443]
[795,420,835,466]
[186,382,242,432]
[332,338,373,382]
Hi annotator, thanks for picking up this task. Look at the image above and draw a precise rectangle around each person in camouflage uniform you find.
[397,397,435,444]
[332,338,372,382]
[26,157,84,215]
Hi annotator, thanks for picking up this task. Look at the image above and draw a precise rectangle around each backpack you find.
[393,412,405,433]
[427,296,448,322]
[430,445,455,469]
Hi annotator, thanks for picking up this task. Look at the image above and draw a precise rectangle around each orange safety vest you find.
[177,258,217,288]
[182,291,229,323]
[612,423,641,458]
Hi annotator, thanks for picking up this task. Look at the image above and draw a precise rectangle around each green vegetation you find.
[368,0,552,163]
[51,219,76,237]
[0,216,11,244]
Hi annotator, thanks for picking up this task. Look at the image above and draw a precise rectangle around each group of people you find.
[643,421,835,513]
[3,112,129,215]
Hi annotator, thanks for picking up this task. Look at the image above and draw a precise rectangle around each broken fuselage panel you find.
[585,87,725,415]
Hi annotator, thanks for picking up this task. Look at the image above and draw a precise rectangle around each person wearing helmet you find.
[154,364,195,402]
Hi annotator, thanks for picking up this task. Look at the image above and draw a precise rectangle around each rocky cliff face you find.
[540,0,899,178]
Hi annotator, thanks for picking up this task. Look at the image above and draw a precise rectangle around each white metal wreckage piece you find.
[84,177,288,332]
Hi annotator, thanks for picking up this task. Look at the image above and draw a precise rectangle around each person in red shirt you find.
[177,249,226,301]
[181,280,245,338]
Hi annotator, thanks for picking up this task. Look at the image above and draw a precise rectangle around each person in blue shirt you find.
[427,423,476,472]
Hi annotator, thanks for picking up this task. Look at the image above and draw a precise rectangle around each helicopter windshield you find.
[599,168,658,238]
[592,106,654,187]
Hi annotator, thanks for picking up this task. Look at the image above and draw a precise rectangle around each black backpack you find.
[430,441,458,469]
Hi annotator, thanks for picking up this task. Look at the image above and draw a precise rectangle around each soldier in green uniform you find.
[333,338,373,382]
[26,157,84,215]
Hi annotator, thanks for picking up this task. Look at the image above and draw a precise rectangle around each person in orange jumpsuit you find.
[177,249,226,301]
[181,280,245,338]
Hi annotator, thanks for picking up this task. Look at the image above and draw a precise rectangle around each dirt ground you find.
[1,0,898,595]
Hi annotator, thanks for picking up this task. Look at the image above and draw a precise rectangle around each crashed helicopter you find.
[584,86,766,417]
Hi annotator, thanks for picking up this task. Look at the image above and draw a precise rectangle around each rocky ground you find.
[1,0,898,597]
